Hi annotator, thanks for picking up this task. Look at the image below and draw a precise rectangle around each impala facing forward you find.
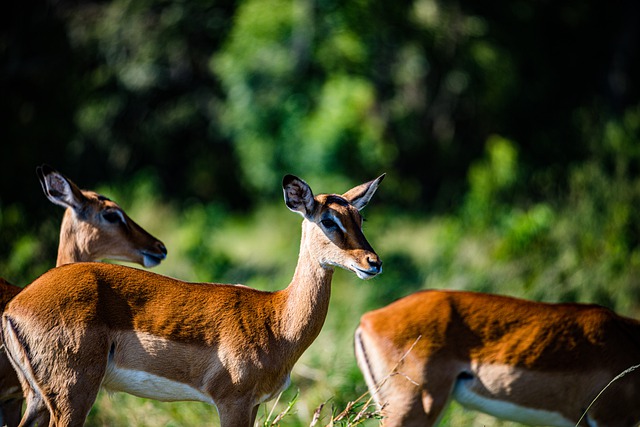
[3,174,383,427]
[355,290,640,427]
[0,165,167,427]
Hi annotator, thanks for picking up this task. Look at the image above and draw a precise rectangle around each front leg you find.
[218,402,260,427]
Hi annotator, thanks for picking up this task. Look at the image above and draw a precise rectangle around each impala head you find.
[283,174,383,279]
[37,164,168,267]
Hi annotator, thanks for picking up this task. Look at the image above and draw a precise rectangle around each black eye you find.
[321,219,337,229]
[102,211,122,224]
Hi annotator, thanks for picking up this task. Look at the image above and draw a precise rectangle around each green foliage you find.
[213,0,392,196]
[463,135,519,227]
[3,0,640,425]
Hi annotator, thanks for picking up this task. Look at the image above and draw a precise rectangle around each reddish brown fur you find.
[2,174,384,427]
[0,165,166,427]
[355,290,640,427]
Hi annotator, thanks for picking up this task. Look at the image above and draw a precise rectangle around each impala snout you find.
[352,252,382,280]
[141,243,168,268]
[368,256,382,273]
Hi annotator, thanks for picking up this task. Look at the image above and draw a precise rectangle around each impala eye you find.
[321,219,337,229]
[102,211,122,224]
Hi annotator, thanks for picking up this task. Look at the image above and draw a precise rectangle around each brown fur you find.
[2,174,384,427]
[0,165,166,427]
[355,290,640,427]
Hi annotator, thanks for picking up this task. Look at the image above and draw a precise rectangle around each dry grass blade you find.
[574,363,640,427]
[309,403,324,427]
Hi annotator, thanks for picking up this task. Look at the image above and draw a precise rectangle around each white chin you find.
[355,270,376,280]
[143,255,161,268]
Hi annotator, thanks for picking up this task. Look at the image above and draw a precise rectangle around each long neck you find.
[56,210,93,266]
[276,222,334,352]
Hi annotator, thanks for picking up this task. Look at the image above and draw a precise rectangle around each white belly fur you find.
[452,367,574,427]
[102,364,215,404]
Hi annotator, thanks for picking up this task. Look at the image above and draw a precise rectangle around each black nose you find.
[368,256,382,270]
[157,242,168,256]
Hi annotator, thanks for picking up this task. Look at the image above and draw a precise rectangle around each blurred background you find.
[2,0,640,425]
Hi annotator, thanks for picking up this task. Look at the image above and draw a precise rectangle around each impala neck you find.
[56,210,94,266]
[277,222,334,350]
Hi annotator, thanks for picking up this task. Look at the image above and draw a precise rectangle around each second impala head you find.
[283,174,383,279]
[37,164,168,268]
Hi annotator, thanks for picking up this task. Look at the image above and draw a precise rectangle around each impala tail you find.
[354,319,414,415]
[354,326,382,405]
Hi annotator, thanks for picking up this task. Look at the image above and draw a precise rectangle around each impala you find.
[2,173,384,427]
[0,165,167,427]
[355,289,640,427]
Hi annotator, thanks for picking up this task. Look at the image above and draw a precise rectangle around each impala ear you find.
[37,164,86,210]
[342,173,385,211]
[283,175,316,218]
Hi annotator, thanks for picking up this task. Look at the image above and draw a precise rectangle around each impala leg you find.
[20,394,49,427]
[218,402,260,427]
[43,354,107,427]
[380,385,450,427]
[10,327,108,427]
[46,391,99,427]
[378,364,455,427]
[378,384,426,427]
[419,367,459,427]
[18,390,48,427]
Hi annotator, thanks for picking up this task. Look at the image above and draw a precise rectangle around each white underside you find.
[101,364,288,407]
[102,365,215,404]
[453,378,574,427]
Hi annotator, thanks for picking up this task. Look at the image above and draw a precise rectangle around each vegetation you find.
[1,0,640,425]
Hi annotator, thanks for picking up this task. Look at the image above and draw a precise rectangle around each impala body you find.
[355,289,640,427]
[0,165,167,427]
[3,174,383,427]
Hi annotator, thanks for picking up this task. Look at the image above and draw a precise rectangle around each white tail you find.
[2,174,384,427]
[0,165,167,427]
[355,289,640,427]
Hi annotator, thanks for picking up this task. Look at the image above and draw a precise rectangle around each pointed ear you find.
[342,173,385,211]
[283,175,317,218]
[37,164,86,210]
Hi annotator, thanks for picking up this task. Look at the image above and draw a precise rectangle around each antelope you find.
[355,289,640,427]
[2,173,384,427]
[0,165,167,427]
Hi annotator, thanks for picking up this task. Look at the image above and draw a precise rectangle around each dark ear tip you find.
[378,173,386,182]
[37,164,56,175]
[282,174,299,187]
